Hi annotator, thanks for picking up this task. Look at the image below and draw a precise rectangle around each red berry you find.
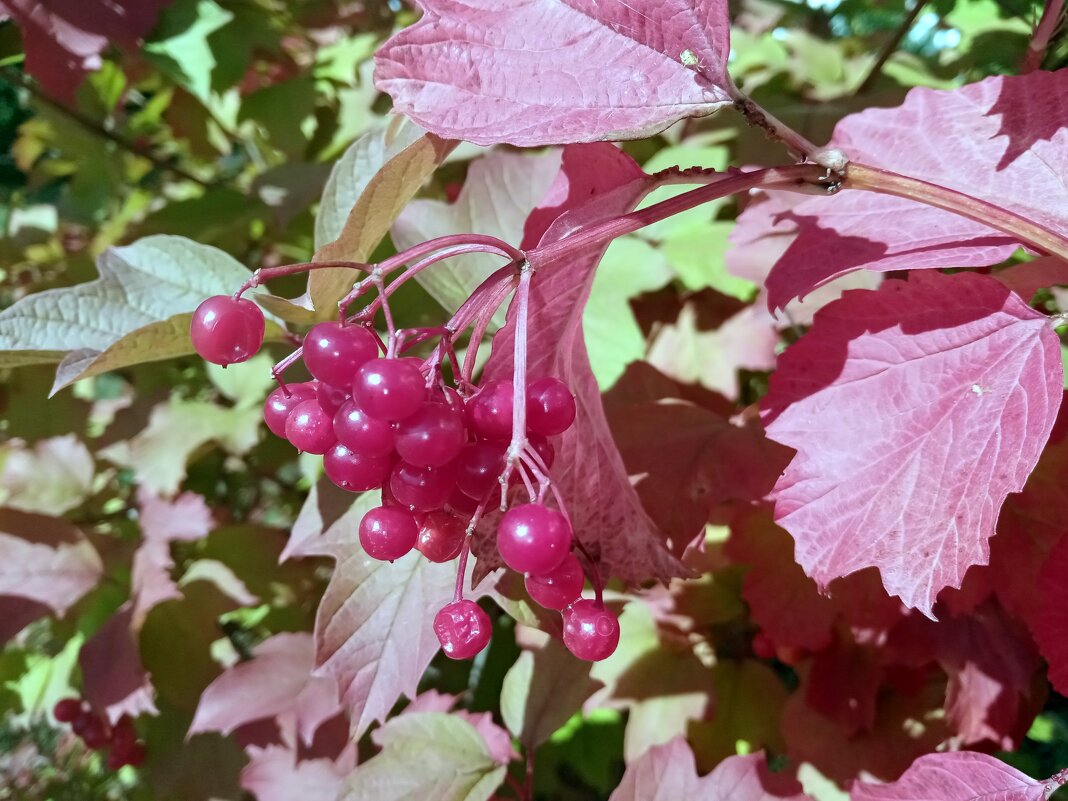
[285,400,336,454]
[303,322,378,388]
[496,503,572,575]
[447,486,480,515]
[562,599,619,661]
[111,715,137,752]
[455,442,506,500]
[263,382,317,438]
[190,295,265,366]
[353,358,426,421]
[434,600,491,659]
[416,511,467,562]
[324,443,390,492]
[465,380,514,441]
[316,381,349,415]
[526,377,576,436]
[359,506,419,561]
[395,401,466,467]
[389,461,454,512]
[334,400,395,457]
[527,433,555,470]
[53,698,83,723]
[525,552,584,610]
[78,714,111,749]
[751,631,777,661]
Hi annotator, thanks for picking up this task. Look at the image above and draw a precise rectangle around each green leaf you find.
[340,712,507,801]
[206,352,277,409]
[144,0,234,101]
[0,435,94,515]
[662,221,754,298]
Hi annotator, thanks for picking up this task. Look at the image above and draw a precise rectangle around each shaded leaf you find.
[0,435,94,514]
[850,752,1063,801]
[1026,533,1068,697]
[242,745,352,801]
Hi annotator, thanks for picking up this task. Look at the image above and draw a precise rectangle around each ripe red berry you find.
[53,698,83,723]
[526,377,576,436]
[455,442,506,500]
[316,381,349,415]
[527,433,555,470]
[303,322,378,388]
[334,400,396,457]
[108,738,146,770]
[525,552,584,610]
[323,443,391,492]
[353,358,426,421]
[395,401,466,467]
[751,631,777,661]
[496,503,572,575]
[190,295,265,366]
[263,382,317,438]
[416,511,467,562]
[434,600,491,659]
[359,506,419,561]
[389,461,454,512]
[285,399,337,454]
[465,380,514,441]
[447,486,480,516]
[78,713,111,749]
[562,599,619,661]
[110,715,137,752]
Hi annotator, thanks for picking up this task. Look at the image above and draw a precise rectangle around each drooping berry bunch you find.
[53,699,146,769]
[190,239,620,662]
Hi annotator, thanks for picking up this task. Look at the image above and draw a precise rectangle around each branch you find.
[854,0,929,95]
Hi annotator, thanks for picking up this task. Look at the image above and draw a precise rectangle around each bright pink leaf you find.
[764,72,1068,310]
[762,271,1062,616]
[374,0,733,147]
[609,739,812,801]
[481,144,690,583]
[851,752,1065,801]
[1029,533,1068,697]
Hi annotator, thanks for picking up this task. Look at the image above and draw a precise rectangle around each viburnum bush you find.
[4,0,1068,799]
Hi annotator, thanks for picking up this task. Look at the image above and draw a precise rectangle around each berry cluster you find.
[53,699,146,769]
[190,250,620,662]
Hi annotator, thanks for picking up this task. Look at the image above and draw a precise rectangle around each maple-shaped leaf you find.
[762,271,1063,615]
[242,745,352,801]
[0,0,172,101]
[851,752,1067,801]
[79,606,158,723]
[374,0,733,147]
[609,739,811,801]
[764,71,1068,310]
[0,434,94,515]
[1028,533,1068,697]
[339,712,508,801]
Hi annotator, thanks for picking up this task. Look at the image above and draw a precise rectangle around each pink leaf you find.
[79,605,158,724]
[241,745,351,801]
[609,739,811,801]
[762,271,1062,615]
[851,752,1064,801]
[482,144,689,583]
[764,72,1068,310]
[1029,533,1068,697]
[374,0,733,147]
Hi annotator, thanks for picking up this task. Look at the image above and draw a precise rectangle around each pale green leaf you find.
[0,435,94,515]
[144,0,234,101]
[207,352,277,409]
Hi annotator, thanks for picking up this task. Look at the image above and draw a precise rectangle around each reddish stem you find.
[271,346,304,392]
[1023,0,1065,72]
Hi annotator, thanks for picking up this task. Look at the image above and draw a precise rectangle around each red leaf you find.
[763,72,1068,310]
[374,0,733,146]
[1030,534,1068,697]
[762,271,1062,615]
[608,739,812,801]
[804,637,883,737]
[0,0,172,101]
[851,752,1065,801]
[80,606,157,723]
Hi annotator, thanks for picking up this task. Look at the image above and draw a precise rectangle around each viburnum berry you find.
[395,400,466,467]
[76,712,111,749]
[527,433,555,470]
[562,599,620,661]
[455,441,506,500]
[303,322,378,388]
[353,357,426,421]
[285,400,337,454]
[525,552,584,610]
[447,486,480,515]
[389,460,454,511]
[752,631,777,661]
[53,698,83,723]
[416,510,467,562]
[526,377,576,436]
[316,381,349,415]
[323,443,391,492]
[334,400,396,457]
[190,295,265,366]
[359,506,419,561]
[465,380,514,441]
[263,382,317,438]
[434,599,491,659]
[497,503,572,575]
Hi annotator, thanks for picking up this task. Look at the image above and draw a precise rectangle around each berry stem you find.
[454,536,472,603]
[1022,0,1065,73]
[271,346,304,391]
[571,535,605,607]
[506,266,533,471]
[461,274,518,385]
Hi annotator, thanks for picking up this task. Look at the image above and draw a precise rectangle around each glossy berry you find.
[285,400,337,454]
[263,383,317,438]
[416,511,467,562]
[303,322,378,388]
[525,552,584,610]
[395,401,466,467]
[190,295,265,366]
[53,698,83,723]
[562,599,620,661]
[455,442,506,500]
[359,506,419,561]
[324,443,390,492]
[316,381,349,415]
[434,600,491,660]
[526,377,576,436]
[390,461,454,512]
[527,433,555,470]
[752,631,777,661]
[465,380,514,441]
[496,503,572,575]
[447,486,480,516]
[108,740,146,770]
[110,715,137,752]
[78,714,111,749]
[353,358,425,421]
[334,400,395,457]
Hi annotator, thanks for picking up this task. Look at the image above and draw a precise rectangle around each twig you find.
[1022,0,1066,72]
[854,0,929,95]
